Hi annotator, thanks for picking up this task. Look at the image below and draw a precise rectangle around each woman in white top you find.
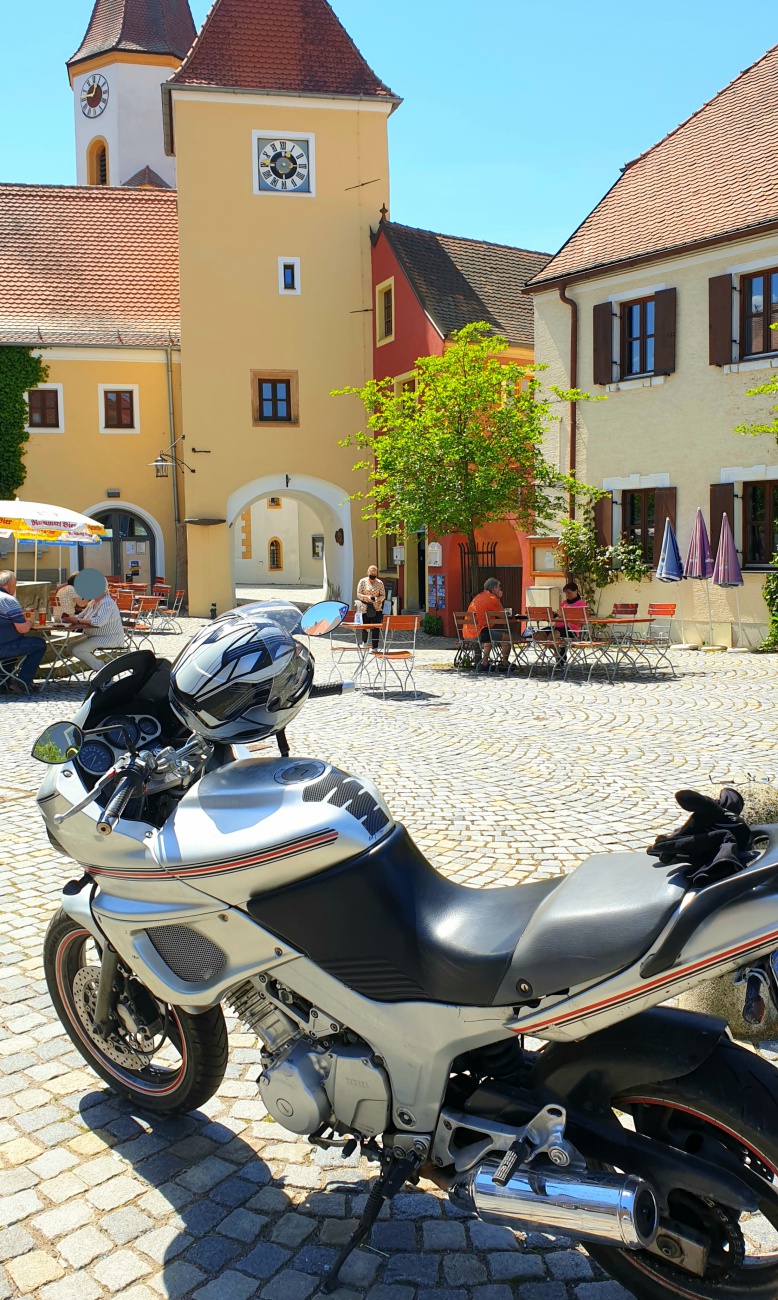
[63,589,126,672]
[54,574,81,619]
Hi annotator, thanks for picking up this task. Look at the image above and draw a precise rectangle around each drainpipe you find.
[558,283,577,519]
[165,346,179,590]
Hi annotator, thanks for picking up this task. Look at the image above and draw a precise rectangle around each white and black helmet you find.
[169,613,313,742]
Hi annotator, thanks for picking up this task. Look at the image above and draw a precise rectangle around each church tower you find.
[165,0,399,616]
[68,0,196,188]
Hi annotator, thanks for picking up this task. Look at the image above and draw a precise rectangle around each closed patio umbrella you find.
[712,511,746,650]
[655,516,690,646]
[684,508,715,645]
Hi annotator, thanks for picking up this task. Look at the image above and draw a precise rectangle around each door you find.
[81,510,157,584]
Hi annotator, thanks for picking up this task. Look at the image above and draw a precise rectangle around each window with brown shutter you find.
[592,302,614,385]
[104,389,134,428]
[653,486,677,566]
[709,274,733,366]
[620,298,655,376]
[593,493,613,548]
[741,270,778,358]
[742,481,778,566]
[623,488,656,563]
[28,389,59,429]
[653,288,676,375]
[709,482,734,556]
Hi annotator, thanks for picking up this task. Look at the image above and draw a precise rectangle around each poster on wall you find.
[427,575,438,609]
[436,575,446,610]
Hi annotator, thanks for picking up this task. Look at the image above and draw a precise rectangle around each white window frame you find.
[376,276,395,346]
[252,130,316,198]
[278,257,301,295]
[98,383,140,435]
[25,383,64,433]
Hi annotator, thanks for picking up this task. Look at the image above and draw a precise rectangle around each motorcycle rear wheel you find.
[44,909,228,1115]
[589,1039,778,1299]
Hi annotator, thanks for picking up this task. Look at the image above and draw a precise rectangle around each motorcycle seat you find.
[249,824,561,1005]
[495,850,688,1002]
[248,826,687,1007]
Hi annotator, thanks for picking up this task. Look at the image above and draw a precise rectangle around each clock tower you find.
[68,0,196,188]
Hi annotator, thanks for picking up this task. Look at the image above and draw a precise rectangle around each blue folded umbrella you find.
[656,517,683,582]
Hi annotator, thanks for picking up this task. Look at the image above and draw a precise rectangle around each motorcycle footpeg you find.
[492,1138,531,1187]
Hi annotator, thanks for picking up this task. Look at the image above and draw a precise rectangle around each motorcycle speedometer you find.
[102,715,140,748]
[78,739,115,777]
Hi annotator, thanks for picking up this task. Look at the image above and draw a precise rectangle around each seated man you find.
[0,570,46,692]
[62,581,126,672]
[464,576,510,669]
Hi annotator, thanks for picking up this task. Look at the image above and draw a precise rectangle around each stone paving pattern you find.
[1,620,777,1300]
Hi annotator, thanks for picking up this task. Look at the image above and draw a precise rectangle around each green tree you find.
[0,348,48,498]
[334,322,597,595]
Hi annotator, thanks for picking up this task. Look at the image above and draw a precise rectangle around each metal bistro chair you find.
[124,595,162,650]
[631,603,678,679]
[561,604,614,683]
[0,653,30,695]
[326,611,369,688]
[369,614,420,699]
[524,606,563,679]
[155,588,185,635]
[601,603,640,677]
[453,611,480,670]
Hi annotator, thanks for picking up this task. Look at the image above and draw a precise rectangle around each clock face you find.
[256,138,310,193]
[81,74,109,119]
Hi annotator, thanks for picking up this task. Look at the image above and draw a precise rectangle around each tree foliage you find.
[0,348,48,498]
[334,322,598,589]
[555,503,651,612]
[735,322,778,441]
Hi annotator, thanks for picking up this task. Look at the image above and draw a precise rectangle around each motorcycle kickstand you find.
[319,1148,422,1295]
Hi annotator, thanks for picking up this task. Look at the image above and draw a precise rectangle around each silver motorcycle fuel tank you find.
[153,756,394,905]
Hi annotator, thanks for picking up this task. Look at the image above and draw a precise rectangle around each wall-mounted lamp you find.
[149,435,195,479]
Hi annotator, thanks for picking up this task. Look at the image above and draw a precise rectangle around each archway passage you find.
[228,473,353,611]
[82,508,158,587]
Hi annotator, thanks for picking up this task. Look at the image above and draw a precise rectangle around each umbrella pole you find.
[34,540,38,581]
[705,580,713,645]
[735,588,745,649]
[13,536,17,576]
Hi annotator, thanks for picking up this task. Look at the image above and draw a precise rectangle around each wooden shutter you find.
[652,486,677,567]
[592,302,614,386]
[593,492,613,548]
[653,288,677,374]
[710,482,734,555]
[709,274,733,366]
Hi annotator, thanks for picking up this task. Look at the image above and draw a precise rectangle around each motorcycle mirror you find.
[32,722,84,765]
[300,601,349,637]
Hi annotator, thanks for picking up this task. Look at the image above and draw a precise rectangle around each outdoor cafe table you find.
[31,622,83,685]
[590,616,656,676]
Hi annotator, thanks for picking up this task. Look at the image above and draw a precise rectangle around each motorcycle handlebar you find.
[96,765,146,836]
[309,681,354,699]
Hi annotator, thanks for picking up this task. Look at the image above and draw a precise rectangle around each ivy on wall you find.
[0,348,49,499]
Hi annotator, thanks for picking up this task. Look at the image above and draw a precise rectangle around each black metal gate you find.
[459,542,522,613]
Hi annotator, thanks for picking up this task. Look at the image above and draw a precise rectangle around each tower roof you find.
[69,0,197,71]
[170,0,397,101]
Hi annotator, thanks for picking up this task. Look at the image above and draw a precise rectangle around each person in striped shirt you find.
[62,585,126,672]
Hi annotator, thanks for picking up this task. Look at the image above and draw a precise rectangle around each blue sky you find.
[1,1,776,254]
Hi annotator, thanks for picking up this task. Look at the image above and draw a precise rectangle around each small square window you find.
[284,265,295,290]
[312,535,324,559]
[251,371,298,425]
[104,389,134,428]
[267,496,282,508]
[28,388,60,429]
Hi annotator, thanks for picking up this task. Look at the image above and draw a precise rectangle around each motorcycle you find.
[32,599,778,1299]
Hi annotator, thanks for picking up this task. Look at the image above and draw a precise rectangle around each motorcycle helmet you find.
[169,612,313,742]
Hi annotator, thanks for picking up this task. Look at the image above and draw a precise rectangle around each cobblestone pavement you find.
[1,622,777,1300]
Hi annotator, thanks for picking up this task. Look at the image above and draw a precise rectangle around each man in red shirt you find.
[464,577,510,670]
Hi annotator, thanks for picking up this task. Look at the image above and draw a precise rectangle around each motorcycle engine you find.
[228,977,391,1138]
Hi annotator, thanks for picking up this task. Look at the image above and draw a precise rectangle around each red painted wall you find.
[371,229,443,380]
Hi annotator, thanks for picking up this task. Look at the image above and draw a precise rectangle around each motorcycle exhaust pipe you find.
[451,1158,658,1251]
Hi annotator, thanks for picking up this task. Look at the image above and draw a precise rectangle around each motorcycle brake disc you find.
[72,966,148,1070]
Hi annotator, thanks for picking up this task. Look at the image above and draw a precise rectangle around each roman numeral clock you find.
[255,137,312,194]
[81,74,109,118]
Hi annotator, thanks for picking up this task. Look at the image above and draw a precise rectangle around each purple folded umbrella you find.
[685,508,714,580]
[711,512,743,588]
[712,511,745,648]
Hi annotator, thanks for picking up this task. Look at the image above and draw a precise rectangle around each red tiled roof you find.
[0,185,180,347]
[381,224,549,348]
[171,0,397,100]
[529,43,778,289]
[69,0,197,69]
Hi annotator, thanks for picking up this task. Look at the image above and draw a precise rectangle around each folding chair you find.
[561,604,614,682]
[124,595,161,649]
[524,606,563,679]
[631,603,678,678]
[154,587,184,635]
[369,615,419,698]
[453,612,479,670]
[0,654,29,695]
[609,603,638,617]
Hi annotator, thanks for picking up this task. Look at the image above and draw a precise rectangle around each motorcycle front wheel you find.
[589,1038,778,1299]
[44,909,228,1115]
